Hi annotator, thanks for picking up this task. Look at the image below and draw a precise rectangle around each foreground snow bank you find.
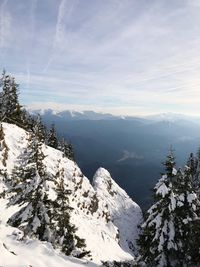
[0,224,99,267]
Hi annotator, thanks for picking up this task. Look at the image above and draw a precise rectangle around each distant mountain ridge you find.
[28,108,125,121]
[28,108,200,209]
[28,108,200,124]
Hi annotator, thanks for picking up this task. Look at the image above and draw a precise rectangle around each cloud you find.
[2,1,200,116]
[43,0,76,72]
[0,0,11,49]
[117,150,143,162]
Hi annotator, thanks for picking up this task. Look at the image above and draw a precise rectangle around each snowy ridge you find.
[93,168,142,254]
[28,108,122,121]
[0,123,142,266]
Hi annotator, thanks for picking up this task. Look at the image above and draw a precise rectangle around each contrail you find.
[26,0,37,89]
[43,0,76,73]
[0,0,9,49]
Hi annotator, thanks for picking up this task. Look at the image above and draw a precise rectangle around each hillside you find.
[0,122,142,266]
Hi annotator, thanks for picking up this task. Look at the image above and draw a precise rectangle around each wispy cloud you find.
[43,0,77,72]
[1,0,200,115]
[0,0,11,49]
[26,0,37,89]
[117,150,144,162]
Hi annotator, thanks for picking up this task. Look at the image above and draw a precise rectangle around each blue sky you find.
[1,0,200,115]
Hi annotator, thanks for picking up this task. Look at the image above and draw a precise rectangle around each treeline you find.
[0,70,74,160]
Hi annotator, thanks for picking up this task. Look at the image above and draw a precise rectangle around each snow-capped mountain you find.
[144,112,200,124]
[28,108,200,124]
[0,122,142,266]
[28,108,124,121]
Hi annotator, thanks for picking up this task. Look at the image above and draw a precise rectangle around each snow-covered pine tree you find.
[58,138,75,161]
[67,143,75,161]
[0,71,22,123]
[52,164,88,258]
[7,133,53,241]
[186,153,197,187]
[138,151,200,266]
[33,115,46,143]
[172,165,200,265]
[191,148,200,195]
[47,123,58,149]
[0,123,8,168]
[138,152,178,266]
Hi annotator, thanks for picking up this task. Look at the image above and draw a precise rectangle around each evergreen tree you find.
[192,148,200,194]
[59,138,75,161]
[7,133,87,257]
[138,152,200,266]
[52,165,88,257]
[0,123,8,168]
[33,115,46,143]
[0,70,22,122]
[47,123,58,149]
[19,108,35,131]
[173,166,200,265]
[138,152,177,266]
[7,133,53,241]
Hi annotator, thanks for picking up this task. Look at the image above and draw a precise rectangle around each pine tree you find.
[52,165,88,258]
[173,166,200,265]
[33,115,46,143]
[192,148,200,195]
[47,124,58,149]
[7,133,53,241]
[138,152,200,266]
[7,134,87,257]
[0,123,8,168]
[59,138,75,161]
[138,152,178,266]
[0,70,22,122]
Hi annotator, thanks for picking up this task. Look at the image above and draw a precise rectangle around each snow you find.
[0,123,142,266]
[170,192,176,211]
[93,167,143,255]
[187,192,197,203]
[156,183,169,197]
[172,168,177,175]
[0,224,98,267]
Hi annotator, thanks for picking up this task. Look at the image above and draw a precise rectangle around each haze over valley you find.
[33,108,200,208]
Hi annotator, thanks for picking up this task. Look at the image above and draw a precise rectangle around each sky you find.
[1,0,200,116]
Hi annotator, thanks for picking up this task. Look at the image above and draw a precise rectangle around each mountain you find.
[31,109,200,209]
[0,122,142,266]
[28,108,126,121]
[144,112,200,124]
[28,108,200,123]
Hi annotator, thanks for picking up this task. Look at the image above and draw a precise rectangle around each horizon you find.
[1,1,200,116]
[27,105,200,119]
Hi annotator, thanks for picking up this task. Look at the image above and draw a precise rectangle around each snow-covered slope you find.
[93,168,142,255]
[0,123,142,266]
[0,224,98,267]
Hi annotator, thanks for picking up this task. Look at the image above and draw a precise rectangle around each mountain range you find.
[29,109,200,208]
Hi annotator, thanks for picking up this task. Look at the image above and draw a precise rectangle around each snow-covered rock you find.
[93,168,143,255]
[0,123,142,266]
